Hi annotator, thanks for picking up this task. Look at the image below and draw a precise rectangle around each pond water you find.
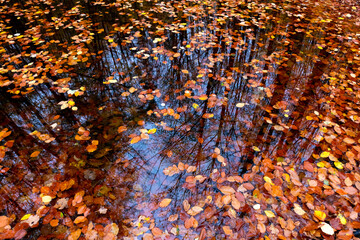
[0,0,360,239]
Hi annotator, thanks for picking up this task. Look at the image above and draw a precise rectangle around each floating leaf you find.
[218,186,235,195]
[69,229,81,240]
[21,214,31,221]
[202,113,214,119]
[0,216,9,228]
[86,144,97,153]
[159,198,172,208]
[236,103,245,108]
[223,226,233,236]
[320,151,330,158]
[130,136,141,144]
[117,126,127,133]
[148,128,157,134]
[42,195,52,204]
[320,222,334,235]
[264,210,275,218]
[314,210,326,221]
[30,151,40,158]
[334,161,343,169]
[293,204,306,216]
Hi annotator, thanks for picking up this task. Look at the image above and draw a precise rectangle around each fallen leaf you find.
[236,103,245,108]
[159,198,172,208]
[264,210,275,218]
[219,186,235,195]
[320,222,334,235]
[314,210,326,221]
[42,196,52,204]
[30,151,40,158]
[130,136,141,144]
[223,226,233,236]
[293,204,306,216]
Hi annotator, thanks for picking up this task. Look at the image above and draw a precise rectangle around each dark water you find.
[0,0,359,239]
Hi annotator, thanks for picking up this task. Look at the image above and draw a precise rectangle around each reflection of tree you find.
[0,0,352,238]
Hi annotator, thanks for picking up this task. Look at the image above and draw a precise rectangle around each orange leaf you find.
[184,216,197,229]
[223,226,233,236]
[30,151,40,158]
[117,126,127,133]
[74,216,87,224]
[202,113,214,119]
[130,136,141,144]
[151,227,162,236]
[86,145,97,153]
[159,198,172,208]
[0,216,9,228]
[50,219,59,227]
[68,229,81,240]
[218,186,235,195]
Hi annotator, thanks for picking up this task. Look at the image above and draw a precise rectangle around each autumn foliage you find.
[0,0,360,239]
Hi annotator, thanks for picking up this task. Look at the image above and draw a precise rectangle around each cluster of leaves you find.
[0,0,360,239]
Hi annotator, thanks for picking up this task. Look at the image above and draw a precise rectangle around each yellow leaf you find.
[21,214,32,221]
[192,103,199,109]
[42,195,52,204]
[314,210,326,221]
[148,128,157,134]
[253,146,260,152]
[264,210,275,218]
[334,161,343,169]
[159,198,172,208]
[68,100,75,106]
[338,214,347,225]
[320,151,330,158]
[317,162,325,168]
[263,176,273,185]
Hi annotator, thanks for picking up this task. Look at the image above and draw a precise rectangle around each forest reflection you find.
[0,0,336,238]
